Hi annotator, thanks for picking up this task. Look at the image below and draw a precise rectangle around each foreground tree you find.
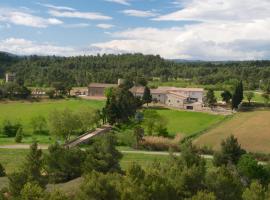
[83,134,122,174]
[242,181,266,200]
[20,182,44,200]
[214,135,246,166]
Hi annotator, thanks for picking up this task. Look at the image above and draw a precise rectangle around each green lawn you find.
[153,108,226,136]
[0,99,105,144]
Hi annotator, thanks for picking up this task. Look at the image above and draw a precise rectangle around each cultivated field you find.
[155,108,226,136]
[194,110,270,153]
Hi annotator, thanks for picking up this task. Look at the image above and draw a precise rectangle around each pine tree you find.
[142,86,152,106]
[23,142,45,187]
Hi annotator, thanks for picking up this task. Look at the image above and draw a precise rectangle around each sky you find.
[0,0,270,60]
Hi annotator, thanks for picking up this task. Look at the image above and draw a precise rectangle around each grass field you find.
[194,110,270,153]
[215,91,264,103]
[154,108,227,136]
[0,99,105,144]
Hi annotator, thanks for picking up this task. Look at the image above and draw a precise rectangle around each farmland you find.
[154,108,226,136]
[0,99,226,144]
[194,109,270,153]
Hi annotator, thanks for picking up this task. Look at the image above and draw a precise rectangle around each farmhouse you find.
[88,80,204,110]
[88,83,118,96]
[130,86,204,110]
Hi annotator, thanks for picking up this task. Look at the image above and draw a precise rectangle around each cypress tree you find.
[142,86,152,106]
[231,81,244,110]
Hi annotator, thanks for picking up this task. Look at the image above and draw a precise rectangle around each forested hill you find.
[1,52,270,89]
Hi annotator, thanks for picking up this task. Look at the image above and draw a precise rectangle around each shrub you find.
[0,163,6,177]
[139,134,183,151]
[2,120,22,137]
[14,127,23,143]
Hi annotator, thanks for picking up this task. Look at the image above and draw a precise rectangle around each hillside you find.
[194,110,270,153]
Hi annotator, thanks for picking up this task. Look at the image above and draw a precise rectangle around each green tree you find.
[245,91,255,105]
[205,89,217,108]
[262,93,270,106]
[221,90,232,104]
[14,127,23,143]
[2,120,22,137]
[77,171,122,200]
[77,107,100,132]
[242,181,266,200]
[30,115,47,134]
[20,182,44,200]
[237,154,269,185]
[0,163,5,177]
[232,81,244,110]
[213,135,246,166]
[44,143,86,183]
[142,109,167,136]
[205,166,243,200]
[46,189,69,200]
[83,134,122,174]
[48,109,80,141]
[8,172,27,197]
[23,142,45,186]
[142,86,152,106]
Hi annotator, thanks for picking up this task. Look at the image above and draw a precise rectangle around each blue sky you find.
[0,0,270,60]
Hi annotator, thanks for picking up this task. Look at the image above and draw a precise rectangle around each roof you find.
[88,83,118,88]
[130,86,204,94]
[168,91,189,98]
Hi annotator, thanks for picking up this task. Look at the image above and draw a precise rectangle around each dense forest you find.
[1,52,270,90]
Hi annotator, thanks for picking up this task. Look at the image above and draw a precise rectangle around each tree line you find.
[1,53,270,90]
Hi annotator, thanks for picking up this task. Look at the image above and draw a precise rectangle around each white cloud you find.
[154,0,270,22]
[49,9,112,20]
[91,0,270,60]
[36,3,76,11]
[96,23,115,29]
[122,9,158,17]
[0,8,63,28]
[0,38,99,56]
[105,0,130,6]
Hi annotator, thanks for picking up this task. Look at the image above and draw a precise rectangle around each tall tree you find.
[232,81,244,110]
[142,86,152,106]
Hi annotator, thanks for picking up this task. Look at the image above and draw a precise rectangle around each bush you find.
[14,127,23,143]
[139,134,183,151]
[2,120,22,137]
[0,163,6,177]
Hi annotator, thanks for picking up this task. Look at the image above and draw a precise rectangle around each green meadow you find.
[154,108,226,136]
[0,99,105,144]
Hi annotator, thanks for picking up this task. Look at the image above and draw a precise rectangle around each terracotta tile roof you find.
[88,83,118,88]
